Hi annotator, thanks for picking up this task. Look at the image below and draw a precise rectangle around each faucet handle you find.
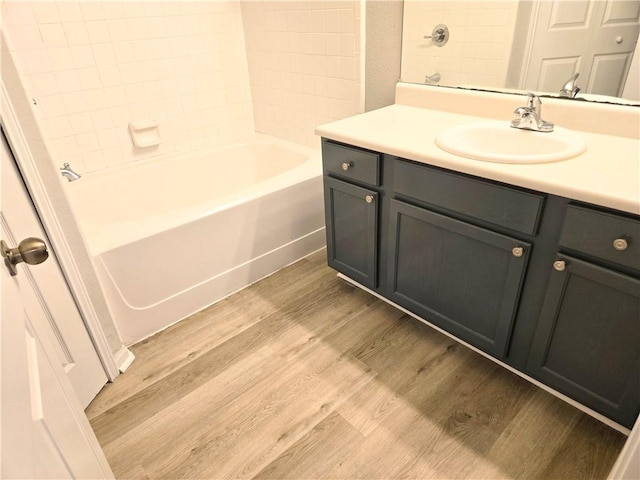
[526,93,541,110]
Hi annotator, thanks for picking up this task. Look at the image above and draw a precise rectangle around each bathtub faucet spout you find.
[60,163,81,181]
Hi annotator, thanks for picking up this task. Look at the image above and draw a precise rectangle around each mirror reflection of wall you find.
[402,1,519,89]
[401,0,640,104]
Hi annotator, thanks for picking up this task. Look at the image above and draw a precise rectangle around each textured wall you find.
[365,0,403,112]
[241,0,364,149]
[2,1,254,174]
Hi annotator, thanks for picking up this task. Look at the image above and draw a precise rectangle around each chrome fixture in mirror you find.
[60,163,81,181]
[423,24,449,47]
[560,73,581,98]
[425,72,441,84]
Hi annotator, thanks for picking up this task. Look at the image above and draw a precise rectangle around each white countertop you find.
[316,103,640,215]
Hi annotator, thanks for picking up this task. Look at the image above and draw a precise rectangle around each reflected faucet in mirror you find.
[60,163,81,182]
[560,73,581,98]
[425,72,441,85]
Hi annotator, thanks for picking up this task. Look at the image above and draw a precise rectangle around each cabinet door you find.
[388,200,530,358]
[528,254,640,428]
[324,177,378,289]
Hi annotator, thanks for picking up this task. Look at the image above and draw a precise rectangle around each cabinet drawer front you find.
[393,159,544,235]
[528,254,640,428]
[560,205,640,272]
[322,140,380,187]
[388,199,531,359]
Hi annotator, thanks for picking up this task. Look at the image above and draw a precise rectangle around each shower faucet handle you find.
[424,24,449,47]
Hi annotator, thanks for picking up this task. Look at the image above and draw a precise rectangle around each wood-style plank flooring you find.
[86,250,626,479]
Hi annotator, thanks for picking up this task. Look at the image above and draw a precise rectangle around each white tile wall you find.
[241,1,364,149]
[2,1,255,174]
[401,0,518,88]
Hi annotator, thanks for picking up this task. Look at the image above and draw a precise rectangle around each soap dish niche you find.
[129,120,160,148]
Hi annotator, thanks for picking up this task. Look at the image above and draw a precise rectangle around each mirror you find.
[401,0,640,105]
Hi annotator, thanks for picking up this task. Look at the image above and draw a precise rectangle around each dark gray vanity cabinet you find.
[528,205,640,427]
[322,141,381,290]
[320,138,640,428]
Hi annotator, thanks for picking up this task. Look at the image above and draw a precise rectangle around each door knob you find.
[1,237,49,276]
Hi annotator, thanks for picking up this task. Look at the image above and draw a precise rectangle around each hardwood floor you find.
[86,250,626,479]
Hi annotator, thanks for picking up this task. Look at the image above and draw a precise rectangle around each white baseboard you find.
[112,347,135,374]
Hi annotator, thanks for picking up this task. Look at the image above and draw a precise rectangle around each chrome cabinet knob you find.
[1,237,49,276]
[512,246,524,258]
[613,238,628,251]
[341,162,352,171]
[365,195,374,204]
[553,260,566,272]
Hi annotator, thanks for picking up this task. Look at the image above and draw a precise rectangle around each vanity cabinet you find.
[528,205,640,427]
[320,139,640,428]
[322,141,381,289]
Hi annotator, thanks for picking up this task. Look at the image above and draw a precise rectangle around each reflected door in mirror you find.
[523,0,640,97]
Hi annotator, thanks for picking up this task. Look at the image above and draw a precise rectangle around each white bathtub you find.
[67,135,325,345]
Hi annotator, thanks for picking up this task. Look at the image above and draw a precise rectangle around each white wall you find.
[401,0,518,88]
[2,1,254,175]
[240,0,364,149]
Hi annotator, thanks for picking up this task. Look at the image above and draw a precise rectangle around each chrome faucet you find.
[510,93,554,132]
[60,163,81,181]
[425,72,441,85]
[560,73,581,98]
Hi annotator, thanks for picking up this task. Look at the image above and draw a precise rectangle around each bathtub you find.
[67,135,325,345]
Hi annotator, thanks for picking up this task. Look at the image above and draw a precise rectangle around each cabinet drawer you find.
[560,205,640,271]
[393,160,544,235]
[322,140,380,187]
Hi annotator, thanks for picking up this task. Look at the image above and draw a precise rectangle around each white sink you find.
[435,120,586,164]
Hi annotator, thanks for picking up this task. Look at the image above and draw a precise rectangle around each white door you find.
[1,143,112,478]
[523,0,640,96]
[1,128,107,408]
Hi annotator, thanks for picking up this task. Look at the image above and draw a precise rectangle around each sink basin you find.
[435,120,586,164]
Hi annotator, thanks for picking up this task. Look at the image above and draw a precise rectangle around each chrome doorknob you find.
[1,237,49,276]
